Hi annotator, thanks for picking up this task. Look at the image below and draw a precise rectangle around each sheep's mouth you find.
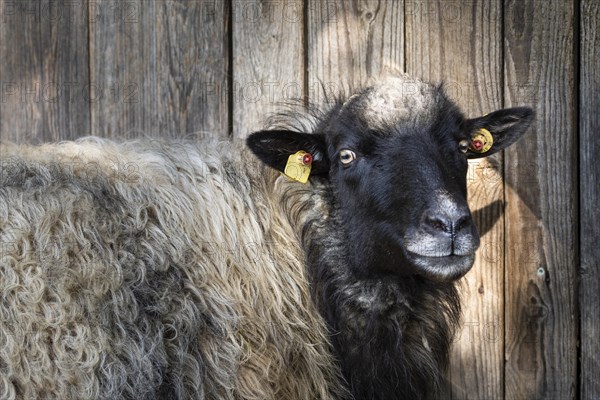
[403,250,475,282]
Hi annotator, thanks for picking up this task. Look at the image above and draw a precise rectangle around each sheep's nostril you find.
[424,215,451,233]
[423,211,472,237]
[455,215,471,232]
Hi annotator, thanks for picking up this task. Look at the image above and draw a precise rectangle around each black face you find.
[325,100,479,280]
[247,79,533,282]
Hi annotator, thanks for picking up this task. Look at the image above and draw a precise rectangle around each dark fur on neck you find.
[287,182,462,400]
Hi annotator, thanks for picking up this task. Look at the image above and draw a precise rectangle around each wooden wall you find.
[0,1,597,399]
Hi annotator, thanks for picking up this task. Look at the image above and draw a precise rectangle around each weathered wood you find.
[307,0,404,97]
[89,0,157,137]
[155,0,229,138]
[0,0,90,143]
[504,1,578,399]
[405,2,504,398]
[231,0,303,138]
[580,1,600,398]
[89,0,228,138]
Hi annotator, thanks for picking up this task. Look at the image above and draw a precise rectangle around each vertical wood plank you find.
[231,0,304,138]
[155,0,229,138]
[89,0,157,137]
[90,0,228,138]
[504,1,578,399]
[307,0,404,95]
[0,0,90,142]
[580,1,600,398]
[405,2,505,398]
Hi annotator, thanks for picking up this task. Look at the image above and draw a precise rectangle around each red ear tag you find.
[302,153,313,165]
[284,151,312,183]
[469,128,494,153]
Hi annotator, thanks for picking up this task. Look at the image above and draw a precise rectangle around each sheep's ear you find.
[465,107,534,159]
[246,130,330,175]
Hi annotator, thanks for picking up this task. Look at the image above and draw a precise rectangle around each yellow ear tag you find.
[284,151,312,183]
[469,128,494,153]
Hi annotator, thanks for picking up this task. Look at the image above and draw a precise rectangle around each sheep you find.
[0,74,533,400]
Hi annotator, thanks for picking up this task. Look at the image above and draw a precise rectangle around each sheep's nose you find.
[419,190,479,250]
[422,207,473,238]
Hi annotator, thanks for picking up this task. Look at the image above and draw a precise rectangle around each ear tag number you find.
[469,128,494,153]
[284,151,312,183]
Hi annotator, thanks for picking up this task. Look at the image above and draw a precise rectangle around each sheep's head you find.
[247,75,533,282]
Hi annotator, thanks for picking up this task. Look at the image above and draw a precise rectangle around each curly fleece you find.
[0,137,345,399]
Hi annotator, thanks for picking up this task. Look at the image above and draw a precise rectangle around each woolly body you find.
[0,138,343,399]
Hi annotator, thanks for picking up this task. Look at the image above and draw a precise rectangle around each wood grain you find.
[307,0,404,97]
[89,0,228,138]
[231,0,303,138]
[89,0,156,137]
[0,0,90,142]
[405,2,505,398]
[155,0,229,138]
[579,1,600,398]
[504,0,578,399]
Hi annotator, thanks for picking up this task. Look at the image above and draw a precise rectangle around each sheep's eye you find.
[339,149,356,165]
[458,139,470,153]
